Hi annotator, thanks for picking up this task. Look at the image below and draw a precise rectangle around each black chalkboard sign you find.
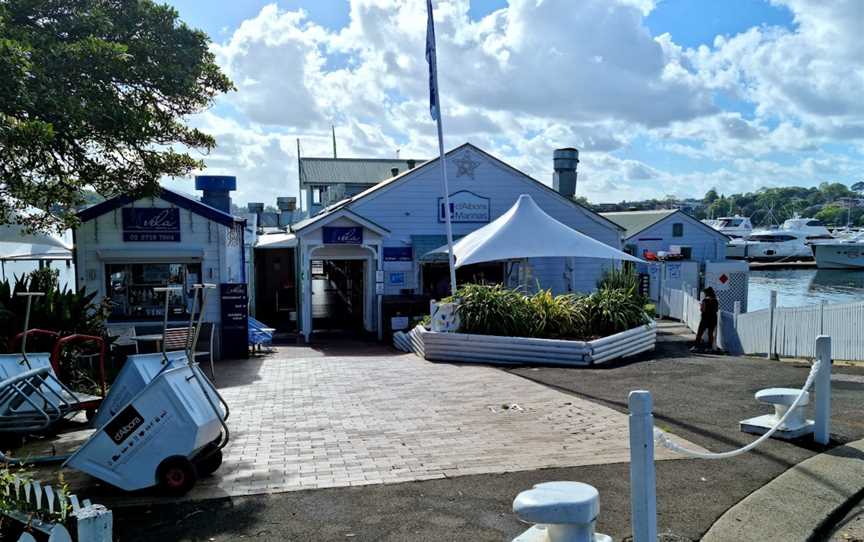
[220,283,249,359]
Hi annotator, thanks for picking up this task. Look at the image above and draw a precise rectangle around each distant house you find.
[600,209,729,262]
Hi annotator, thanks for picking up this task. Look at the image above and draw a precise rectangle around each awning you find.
[255,233,298,249]
[96,249,205,262]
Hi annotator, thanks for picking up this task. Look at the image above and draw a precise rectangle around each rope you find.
[654,358,821,459]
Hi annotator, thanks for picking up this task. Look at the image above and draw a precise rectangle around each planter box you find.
[394,321,656,366]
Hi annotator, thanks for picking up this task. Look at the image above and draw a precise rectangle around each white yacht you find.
[812,232,864,269]
[727,230,813,261]
[726,217,838,261]
[709,216,753,239]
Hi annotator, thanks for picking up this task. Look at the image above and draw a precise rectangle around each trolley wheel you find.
[156,456,198,496]
[195,448,223,477]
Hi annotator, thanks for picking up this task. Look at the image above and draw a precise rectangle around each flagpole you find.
[427,0,458,296]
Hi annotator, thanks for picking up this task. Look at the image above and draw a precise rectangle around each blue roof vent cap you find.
[195,175,236,192]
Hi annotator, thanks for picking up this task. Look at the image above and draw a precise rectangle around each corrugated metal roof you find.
[299,157,427,185]
[600,210,678,238]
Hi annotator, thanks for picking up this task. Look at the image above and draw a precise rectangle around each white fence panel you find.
[664,286,864,361]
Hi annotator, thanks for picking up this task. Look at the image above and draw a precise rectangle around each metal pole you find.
[628,390,657,542]
[427,0,457,296]
[814,335,832,445]
[819,300,826,335]
[767,290,777,360]
[16,292,45,368]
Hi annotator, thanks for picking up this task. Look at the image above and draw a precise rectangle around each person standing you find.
[692,287,719,352]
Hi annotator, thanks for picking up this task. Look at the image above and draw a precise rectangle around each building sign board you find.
[220,283,249,359]
[322,226,363,244]
[122,208,181,242]
[383,247,413,262]
[438,190,490,223]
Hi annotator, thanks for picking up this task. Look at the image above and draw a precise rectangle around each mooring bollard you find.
[512,481,611,542]
[628,390,657,542]
[814,335,832,445]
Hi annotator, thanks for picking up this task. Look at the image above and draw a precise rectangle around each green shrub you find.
[452,283,534,337]
[450,283,648,340]
[0,269,109,353]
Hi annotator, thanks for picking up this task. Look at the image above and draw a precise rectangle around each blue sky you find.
[160,0,863,205]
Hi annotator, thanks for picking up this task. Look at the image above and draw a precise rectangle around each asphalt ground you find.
[112,324,864,541]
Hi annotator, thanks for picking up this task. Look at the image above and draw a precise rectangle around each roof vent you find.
[407,160,416,170]
[247,202,264,214]
[553,148,579,199]
[195,175,236,214]
[390,167,400,177]
[276,197,297,211]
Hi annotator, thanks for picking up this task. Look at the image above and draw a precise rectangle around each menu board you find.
[220,283,249,359]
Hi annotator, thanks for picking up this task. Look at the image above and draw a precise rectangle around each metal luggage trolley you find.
[65,283,231,495]
[0,293,105,449]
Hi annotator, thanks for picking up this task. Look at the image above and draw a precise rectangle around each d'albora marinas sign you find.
[122,208,181,242]
[438,190,490,223]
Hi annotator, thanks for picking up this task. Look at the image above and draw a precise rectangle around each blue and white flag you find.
[425,0,439,121]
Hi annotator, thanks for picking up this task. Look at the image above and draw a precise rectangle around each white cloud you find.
[172,0,863,207]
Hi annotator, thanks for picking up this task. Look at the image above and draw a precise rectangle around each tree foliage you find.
[0,0,233,231]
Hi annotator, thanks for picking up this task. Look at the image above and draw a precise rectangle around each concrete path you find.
[702,438,864,542]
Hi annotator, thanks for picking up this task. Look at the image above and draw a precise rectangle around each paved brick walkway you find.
[185,345,698,500]
[26,344,702,502]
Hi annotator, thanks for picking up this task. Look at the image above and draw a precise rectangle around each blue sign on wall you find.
[323,226,363,244]
[122,208,181,242]
[383,247,413,261]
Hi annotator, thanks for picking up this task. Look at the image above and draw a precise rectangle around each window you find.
[806,220,825,227]
[105,263,201,320]
[312,187,322,205]
[672,223,684,237]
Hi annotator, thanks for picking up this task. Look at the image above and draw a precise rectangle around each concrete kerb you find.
[701,437,864,542]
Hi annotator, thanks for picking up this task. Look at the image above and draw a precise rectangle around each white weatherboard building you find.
[253,143,627,342]
[601,209,730,263]
[74,177,249,359]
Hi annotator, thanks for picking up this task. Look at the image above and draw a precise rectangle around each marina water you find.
[749,268,864,311]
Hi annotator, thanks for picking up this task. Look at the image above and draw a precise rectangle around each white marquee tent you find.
[431,194,642,268]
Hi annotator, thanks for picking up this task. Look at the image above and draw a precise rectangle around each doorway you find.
[254,248,298,332]
[311,259,366,333]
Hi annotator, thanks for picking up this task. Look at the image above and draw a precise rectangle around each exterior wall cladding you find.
[348,145,623,296]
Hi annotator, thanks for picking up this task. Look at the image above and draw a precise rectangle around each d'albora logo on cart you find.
[104,404,145,445]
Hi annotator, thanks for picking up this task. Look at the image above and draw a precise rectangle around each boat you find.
[708,215,753,239]
[727,230,813,261]
[726,216,838,261]
[812,232,864,269]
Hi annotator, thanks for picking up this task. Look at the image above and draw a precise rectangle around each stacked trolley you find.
[1,285,230,496]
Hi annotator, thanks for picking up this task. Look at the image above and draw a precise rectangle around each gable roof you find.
[601,209,729,240]
[76,188,244,228]
[295,142,623,234]
[299,157,427,186]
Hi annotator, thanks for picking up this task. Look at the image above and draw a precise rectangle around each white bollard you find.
[512,481,611,542]
[814,335,832,445]
[628,391,657,542]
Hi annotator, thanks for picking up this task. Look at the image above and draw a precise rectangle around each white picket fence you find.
[0,473,112,541]
[662,286,864,361]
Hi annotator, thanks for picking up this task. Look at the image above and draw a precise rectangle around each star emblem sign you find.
[454,152,480,179]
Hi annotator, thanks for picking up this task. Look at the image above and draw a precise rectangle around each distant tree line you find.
[593,181,864,227]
